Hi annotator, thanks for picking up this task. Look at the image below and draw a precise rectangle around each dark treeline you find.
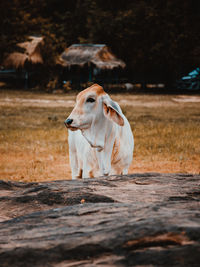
[1,0,200,84]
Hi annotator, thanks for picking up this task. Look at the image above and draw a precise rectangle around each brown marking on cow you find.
[89,170,94,178]
[73,84,106,116]
[111,138,121,165]
[76,169,83,179]
[77,84,106,102]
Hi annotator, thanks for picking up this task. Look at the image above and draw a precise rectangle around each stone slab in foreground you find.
[0,173,200,266]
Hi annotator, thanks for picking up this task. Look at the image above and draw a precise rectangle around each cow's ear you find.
[102,96,124,126]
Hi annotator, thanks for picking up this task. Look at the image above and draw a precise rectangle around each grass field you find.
[0,89,200,182]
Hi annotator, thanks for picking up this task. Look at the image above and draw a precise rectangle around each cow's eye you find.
[86,97,95,103]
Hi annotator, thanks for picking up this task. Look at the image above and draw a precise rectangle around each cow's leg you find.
[69,148,82,180]
[82,158,92,179]
[96,150,112,176]
[68,130,84,180]
[122,168,128,175]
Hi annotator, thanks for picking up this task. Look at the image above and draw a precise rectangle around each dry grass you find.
[0,90,199,182]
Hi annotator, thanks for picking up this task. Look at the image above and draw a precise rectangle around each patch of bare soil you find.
[172,95,200,103]
[0,95,176,108]
[1,91,199,108]
[0,97,75,107]
[119,99,176,107]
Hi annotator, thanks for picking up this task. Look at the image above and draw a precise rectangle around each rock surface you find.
[0,173,200,266]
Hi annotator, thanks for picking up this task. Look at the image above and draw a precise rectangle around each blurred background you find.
[0,0,199,181]
[1,0,200,91]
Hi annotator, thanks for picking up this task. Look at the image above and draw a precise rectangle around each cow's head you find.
[65,84,124,132]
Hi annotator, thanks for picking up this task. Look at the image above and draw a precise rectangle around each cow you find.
[64,84,134,179]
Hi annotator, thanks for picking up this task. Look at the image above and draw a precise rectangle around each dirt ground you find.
[0,90,200,182]
[1,91,200,107]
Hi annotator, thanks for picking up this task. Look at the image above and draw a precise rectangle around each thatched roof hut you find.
[58,44,126,69]
[3,36,44,69]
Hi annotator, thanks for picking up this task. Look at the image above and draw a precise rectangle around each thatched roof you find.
[58,44,126,69]
[3,36,44,69]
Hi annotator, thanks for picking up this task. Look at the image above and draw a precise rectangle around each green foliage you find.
[1,0,200,83]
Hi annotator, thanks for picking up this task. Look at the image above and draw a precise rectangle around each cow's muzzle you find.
[64,118,73,126]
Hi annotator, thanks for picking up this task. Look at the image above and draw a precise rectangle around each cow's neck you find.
[81,116,115,151]
[82,116,117,176]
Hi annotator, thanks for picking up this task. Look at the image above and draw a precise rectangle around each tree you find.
[1,0,200,86]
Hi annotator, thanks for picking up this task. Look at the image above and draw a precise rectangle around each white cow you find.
[64,84,134,179]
